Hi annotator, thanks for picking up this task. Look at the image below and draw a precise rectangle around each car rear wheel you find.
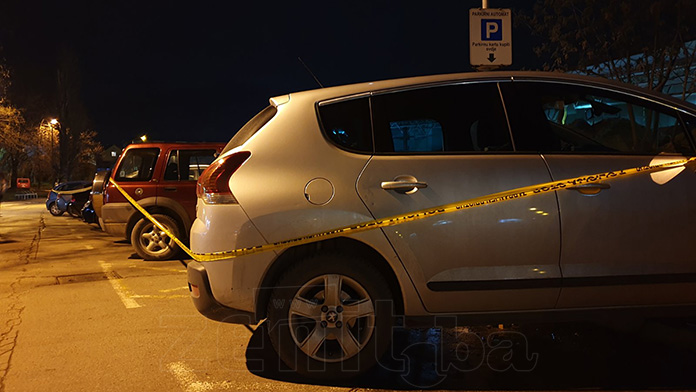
[49,202,64,216]
[267,252,394,379]
[130,214,180,261]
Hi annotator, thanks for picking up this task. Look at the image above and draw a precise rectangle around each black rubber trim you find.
[187,261,256,324]
[428,273,696,292]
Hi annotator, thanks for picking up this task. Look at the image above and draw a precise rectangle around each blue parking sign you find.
[481,19,502,41]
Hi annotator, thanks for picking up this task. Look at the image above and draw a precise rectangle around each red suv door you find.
[109,147,161,205]
[158,148,221,222]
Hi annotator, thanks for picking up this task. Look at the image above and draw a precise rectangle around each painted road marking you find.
[167,361,347,392]
[159,286,189,293]
[168,362,234,392]
[99,260,141,309]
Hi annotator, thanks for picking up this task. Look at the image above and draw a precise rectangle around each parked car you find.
[46,181,91,216]
[88,169,111,229]
[102,142,225,260]
[187,71,696,379]
[81,199,97,224]
[65,189,90,218]
[16,178,30,189]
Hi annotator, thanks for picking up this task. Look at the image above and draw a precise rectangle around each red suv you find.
[102,142,225,260]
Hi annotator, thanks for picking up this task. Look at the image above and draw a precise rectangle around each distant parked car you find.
[88,169,111,229]
[16,178,30,189]
[46,181,91,216]
[65,189,91,218]
[102,142,225,260]
[81,200,97,224]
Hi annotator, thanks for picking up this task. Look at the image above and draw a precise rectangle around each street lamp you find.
[140,134,148,142]
[38,118,59,180]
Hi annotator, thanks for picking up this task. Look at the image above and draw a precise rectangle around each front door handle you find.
[381,175,428,194]
[565,182,610,195]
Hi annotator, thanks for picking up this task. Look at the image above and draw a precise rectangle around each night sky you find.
[0,1,539,147]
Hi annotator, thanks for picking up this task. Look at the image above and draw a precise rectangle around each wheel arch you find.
[255,237,404,320]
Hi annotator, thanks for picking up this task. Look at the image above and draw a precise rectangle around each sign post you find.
[469,8,512,70]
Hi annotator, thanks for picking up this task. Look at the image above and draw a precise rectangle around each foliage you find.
[520,0,696,99]
[0,46,102,185]
[0,101,29,186]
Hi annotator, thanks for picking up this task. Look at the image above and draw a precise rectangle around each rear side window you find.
[318,97,372,153]
[223,105,277,154]
[164,149,218,181]
[115,148,159,181]
[390,119,443,152]
[371,83,512,153]
[502,82,694,154]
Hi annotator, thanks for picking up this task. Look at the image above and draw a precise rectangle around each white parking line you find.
[159,286,189,293]
[130,294,188,299]
[167,362,234,392]
[98,260,141,309]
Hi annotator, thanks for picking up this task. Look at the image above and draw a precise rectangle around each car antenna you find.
[297,57,324,88]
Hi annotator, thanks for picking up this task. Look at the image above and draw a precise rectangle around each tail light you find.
[71,197,76,203]
[196,151,251,204]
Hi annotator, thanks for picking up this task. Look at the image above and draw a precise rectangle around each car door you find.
[109,147,160,204]
[158,148,219,222]
[357,81,562,313]
[501,80,696,308]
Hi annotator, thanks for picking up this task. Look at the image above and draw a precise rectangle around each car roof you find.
[274,71,696,115]
[124,142,226,149]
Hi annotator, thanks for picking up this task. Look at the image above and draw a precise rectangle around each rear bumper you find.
[187,261,257,325]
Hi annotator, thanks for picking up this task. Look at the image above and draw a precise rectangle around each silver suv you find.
[187,71,696,378]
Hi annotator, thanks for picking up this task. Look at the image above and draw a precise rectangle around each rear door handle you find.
[565,182,610,195]
[381,175,428,194]
[163,186,177,191]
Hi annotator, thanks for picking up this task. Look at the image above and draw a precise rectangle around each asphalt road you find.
[1,198,696,392]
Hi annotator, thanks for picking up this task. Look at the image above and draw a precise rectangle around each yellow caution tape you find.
[109,156,695,263]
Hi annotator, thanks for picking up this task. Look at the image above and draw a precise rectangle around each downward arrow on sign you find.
[487,53,496,62]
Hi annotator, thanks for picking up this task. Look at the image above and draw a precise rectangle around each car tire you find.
[130,214,181,261]
[49,202,64,216]
[266,252,394,379]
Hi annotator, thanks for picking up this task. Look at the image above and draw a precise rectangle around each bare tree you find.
[520,0,696,100]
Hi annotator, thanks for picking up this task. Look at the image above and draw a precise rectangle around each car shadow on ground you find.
[246,319,696,389]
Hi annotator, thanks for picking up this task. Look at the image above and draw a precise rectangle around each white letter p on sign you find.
[486,22,499,39]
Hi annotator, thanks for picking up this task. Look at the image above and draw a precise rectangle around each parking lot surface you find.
[1,198,695,391]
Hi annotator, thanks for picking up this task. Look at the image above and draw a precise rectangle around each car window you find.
[371,82,512,153]
[502,82,693,154]
[114,148,159,181]
[182,150,217,181]
[390,119,444,152]
[318,97,372,153]
[163,149,218,181]
[222,105,277,154]
[163,151,179,181]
